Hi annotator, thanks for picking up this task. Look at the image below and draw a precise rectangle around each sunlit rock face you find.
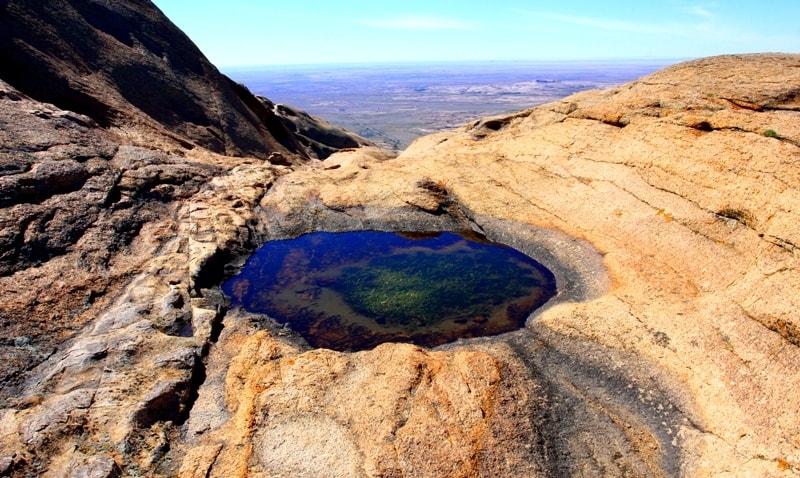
[1,9,799,475]
[240,53,800,477]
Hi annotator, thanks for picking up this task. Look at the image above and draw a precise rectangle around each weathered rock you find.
[0,80,227,401]
[176,320,541,477]
[0,11,799,477]
[247,53,800,476]
[66,455,121,478]
[0,0,304,158]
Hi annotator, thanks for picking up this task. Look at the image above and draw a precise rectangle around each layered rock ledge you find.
[181,53,800,477]
[1,49,799,477]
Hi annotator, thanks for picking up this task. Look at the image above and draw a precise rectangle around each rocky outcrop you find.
[243,53,799,477]
[0,79,282,471]
[265,99,374,159]
[0,6,798,475]
[0,79,218,399]
[0,0,321,159]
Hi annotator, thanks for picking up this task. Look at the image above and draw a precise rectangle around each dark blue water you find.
[223,231,556,351]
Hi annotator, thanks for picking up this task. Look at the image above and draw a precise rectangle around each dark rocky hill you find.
[0,0,369,160]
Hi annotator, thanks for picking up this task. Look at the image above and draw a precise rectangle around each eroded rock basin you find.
[176,210,699,477]
[3,50,800,477]
[222,230,557,351]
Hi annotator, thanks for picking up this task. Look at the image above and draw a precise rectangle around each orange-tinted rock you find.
[1,23,799,477]
[254,53,800,477]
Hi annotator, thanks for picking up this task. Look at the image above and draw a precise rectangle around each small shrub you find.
[763,129,780,138]
[653,331,670,347]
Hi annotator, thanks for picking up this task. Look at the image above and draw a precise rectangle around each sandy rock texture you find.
[1,30,799,478]
[227,53,799,477]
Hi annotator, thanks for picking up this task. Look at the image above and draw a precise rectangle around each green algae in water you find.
[222,231,556,351]
[336,250,543,327]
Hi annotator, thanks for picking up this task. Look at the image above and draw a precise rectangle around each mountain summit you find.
[0,0,799,476]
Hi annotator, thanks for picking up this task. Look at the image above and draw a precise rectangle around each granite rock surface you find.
[0,6,798,475]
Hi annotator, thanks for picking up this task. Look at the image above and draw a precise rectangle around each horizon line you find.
[219,56,689,72]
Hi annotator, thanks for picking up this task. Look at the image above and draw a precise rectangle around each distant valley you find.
[227,60,675,150]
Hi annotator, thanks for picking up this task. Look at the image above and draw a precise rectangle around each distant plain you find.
[227,60,676,150]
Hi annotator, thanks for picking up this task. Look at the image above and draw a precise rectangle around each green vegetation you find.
[763,129,780,138]
[226,230,558,351]
[333,250,541,328]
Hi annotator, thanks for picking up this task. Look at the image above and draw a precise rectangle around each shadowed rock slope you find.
[0,0,369,160]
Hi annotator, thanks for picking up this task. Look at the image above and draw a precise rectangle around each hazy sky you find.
[153,1,800,67]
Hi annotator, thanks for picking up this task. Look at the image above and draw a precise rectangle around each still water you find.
[222,231,556,351]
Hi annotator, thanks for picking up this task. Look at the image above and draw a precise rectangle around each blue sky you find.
[153,1,800,67]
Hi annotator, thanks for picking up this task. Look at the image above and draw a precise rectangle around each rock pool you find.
[223,230,556,351]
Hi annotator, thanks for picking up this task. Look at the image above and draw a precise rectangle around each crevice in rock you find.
[203,445,224,478]
[764,105,800,112]
[734,300,800,347]
[720,97,764,112]
[689,120,714,132]
[762,234,798,254]
[480,119,509,131]
[715,208,755,228]
[133,379,192,429]
[199,288,229,348]
[175,354,207,427]
[191,249,236,296]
